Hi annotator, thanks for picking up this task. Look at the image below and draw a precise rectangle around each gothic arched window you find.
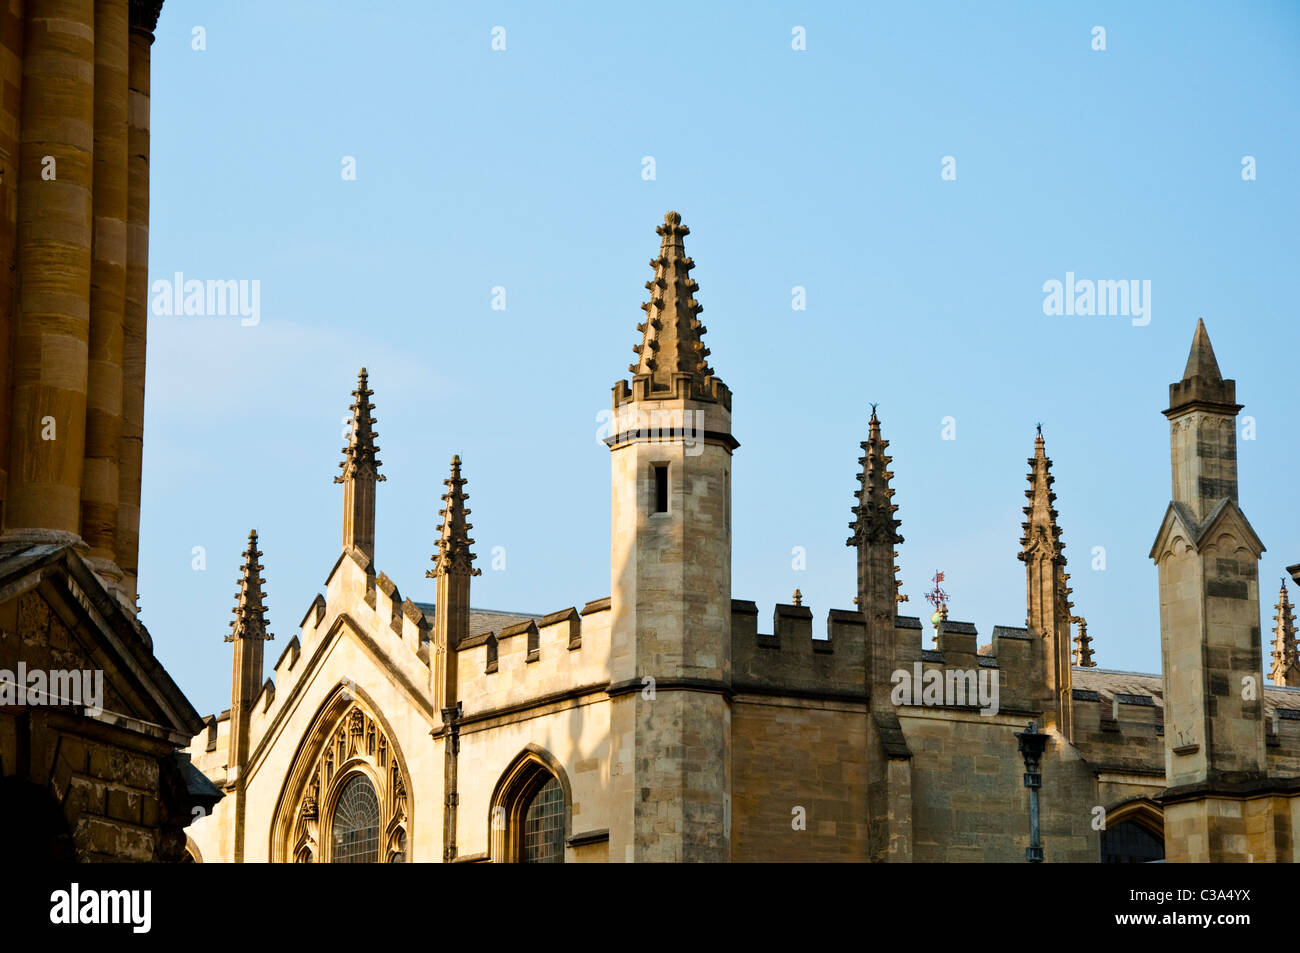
[1100,820,1164,863]
[490,746,571,863]
[522,776,565,863]
[332,774,380,863]
[273,692,412,863]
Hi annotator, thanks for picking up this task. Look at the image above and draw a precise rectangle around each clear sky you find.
[142,1,1300,718]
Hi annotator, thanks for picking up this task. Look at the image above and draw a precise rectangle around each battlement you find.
[887,619,1047,714]
[613,370,732,410]
[730,600,867,699]
[728,599,1063,713]
[456,598,612,717]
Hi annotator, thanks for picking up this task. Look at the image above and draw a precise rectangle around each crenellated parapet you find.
[888,619,1045,715]
[730,600,867,700]
[454,599,611,718]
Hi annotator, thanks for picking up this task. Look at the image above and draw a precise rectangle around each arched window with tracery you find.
[490,746,571,863]
[332,774,380,863]
[272,688,411,863]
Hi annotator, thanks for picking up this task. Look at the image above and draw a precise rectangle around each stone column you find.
[5,0,97,540]
[117,1,155,604]
[0,10,26,527]
[82,0,129,586]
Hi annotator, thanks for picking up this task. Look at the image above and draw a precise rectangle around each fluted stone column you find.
[118,1,156,604]
[6,0,97,541]
[0,9,27,527]
[83,0,130,585]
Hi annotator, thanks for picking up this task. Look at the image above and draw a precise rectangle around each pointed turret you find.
[606,212,736,861]
[335,368,386,562]
[1165,320,1243,516]
[426,455,480,717]
[1271,580,1299,687]
[630,211,714,385]
[848,406,904,695]
[1018,427,1073,736]
[848,407,915,861]
[848,407,904,608]
[1152,319,1266,804]
[614,212,731,411]
[226,530,272,832]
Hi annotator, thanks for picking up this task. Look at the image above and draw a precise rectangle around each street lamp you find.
[1015,721,1049,863]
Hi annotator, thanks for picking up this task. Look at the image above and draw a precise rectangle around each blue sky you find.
[142,1,1300,717]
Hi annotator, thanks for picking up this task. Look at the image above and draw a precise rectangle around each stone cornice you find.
[130,0,164,35]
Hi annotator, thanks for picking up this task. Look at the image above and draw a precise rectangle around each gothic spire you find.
[1019,426,1065,566]
[227,529,272,643]
[848,406,903,548]
[336,367,386,485]
[848,407,904,613]
[427,455,481,579]
[1271,579,1299,687]
[1071,615,1095,667]
[630,211,715,388]
[1166,318,1239,418]
[1182,317,1223,383]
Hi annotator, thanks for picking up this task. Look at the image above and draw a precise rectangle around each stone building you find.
[186,212,1300,863]
[0,0,218,862]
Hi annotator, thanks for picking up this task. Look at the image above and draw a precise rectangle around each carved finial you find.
[227,530,272,642]
[427,455,481,579]
[1019,427,1065,565]
[625,211,716,386]
[848,407,902,548]
[1070,615,1095,667]
[1271,579,1299,687]
[336,367,386,485]
[792,588,803,606]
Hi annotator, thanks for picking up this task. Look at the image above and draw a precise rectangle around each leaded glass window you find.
[522,776,564,863]
[332,775,380,863]
[1100,820,1164,863]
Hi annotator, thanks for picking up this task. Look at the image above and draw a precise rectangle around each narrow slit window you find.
[724,471,730,534]
[653,465,669,514]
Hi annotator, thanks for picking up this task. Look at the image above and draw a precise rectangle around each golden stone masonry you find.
[182,212,1300,863]
[0,0,1296,864]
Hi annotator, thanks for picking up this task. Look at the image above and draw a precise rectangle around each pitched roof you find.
[0,541,206,739]
[412,603,543,641]
[1073,666,1300,719]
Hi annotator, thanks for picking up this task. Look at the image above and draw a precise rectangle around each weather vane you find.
[924,570,948,628]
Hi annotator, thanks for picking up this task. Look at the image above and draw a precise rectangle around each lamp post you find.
[1015,721,1049,863]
